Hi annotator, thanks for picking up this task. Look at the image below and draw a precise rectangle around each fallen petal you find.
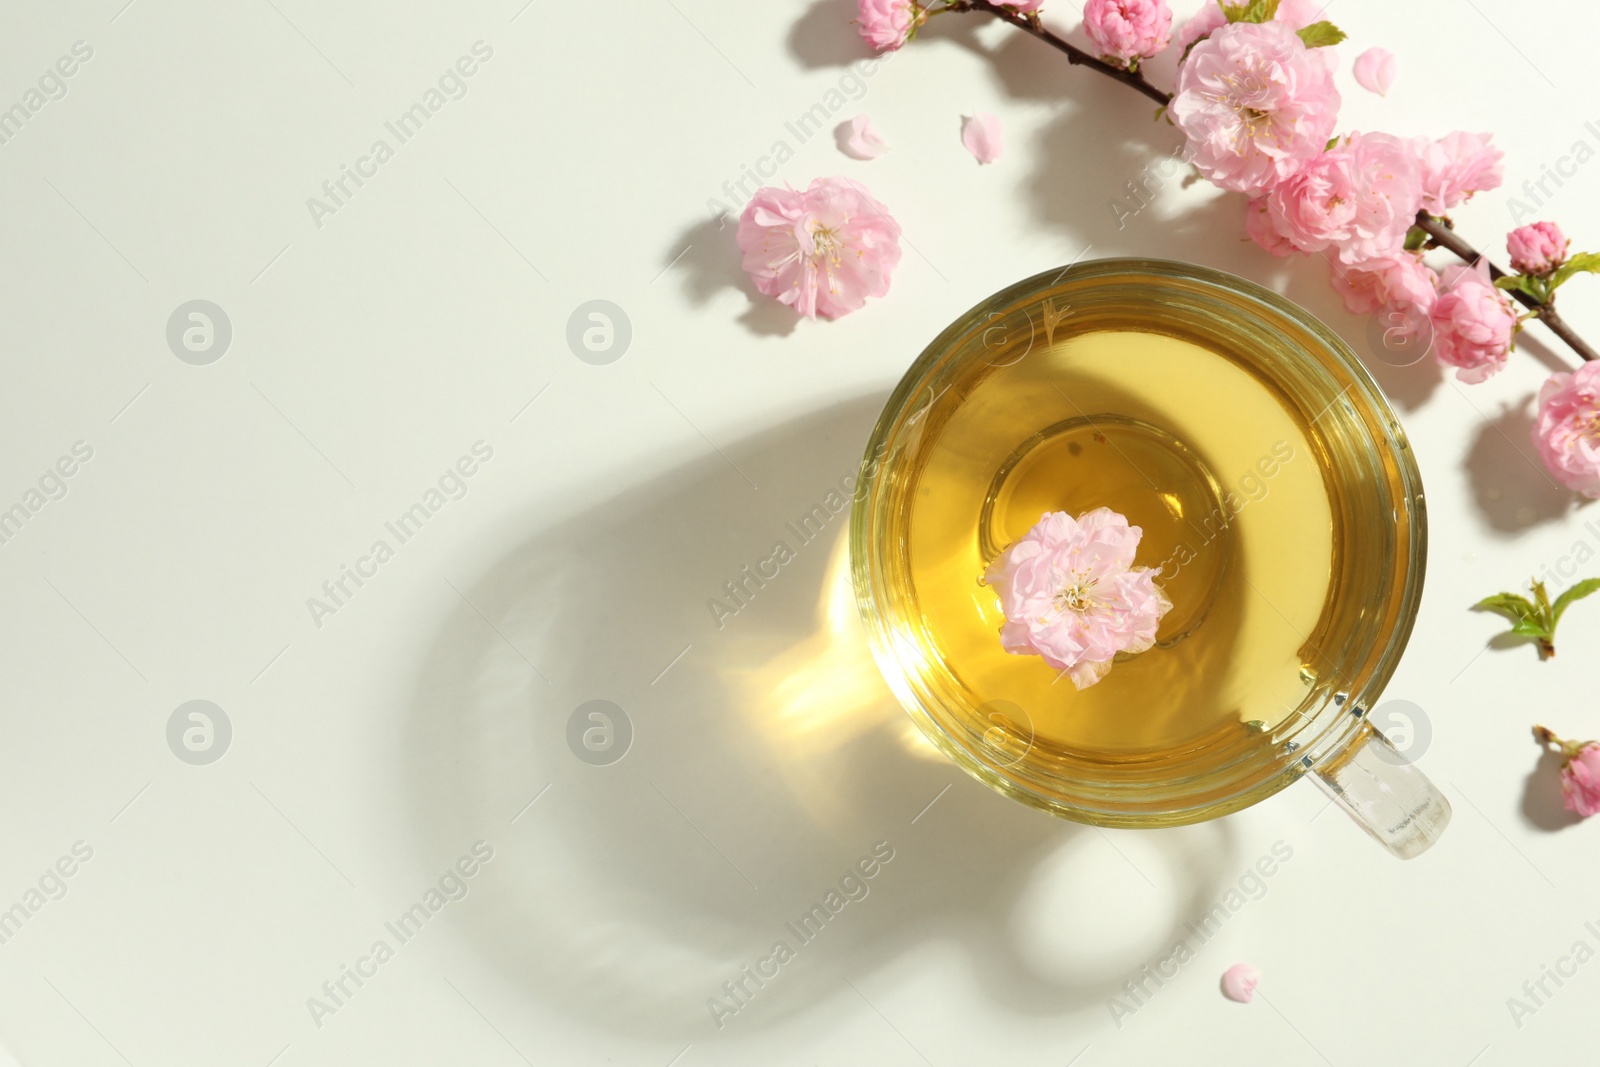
[961,112,1004,164]
[1221,963,1260,1003]
[841,114,890,160]
[1353,47,1396,96]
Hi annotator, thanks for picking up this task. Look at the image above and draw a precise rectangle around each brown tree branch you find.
[946,1,1172,106]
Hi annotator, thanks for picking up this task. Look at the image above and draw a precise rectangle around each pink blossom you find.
[1532,362,1600,497]
[856,0,922,53]
[1170,21,1341,196]
[1245,197,1296,257]
[736,177,902,320]
[1329,253,1436,317]
[1003,0,1046,10]
[962,112,1005,164]
[1413,131,1503,215]
[1262,132,1421,263]
[1083,0,1173,66]
[1351,46,1395,95]
[1429,261,1516,383]
[1221,964,1260,1004]
[842,114,890,159]
[982,508,1172,689]
[1561,744,1600,817]
[1173,0,1321,59]
[1328,253,1438,349]
[1508,221,1569,276]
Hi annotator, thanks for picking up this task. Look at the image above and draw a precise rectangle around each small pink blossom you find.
[1532,362,1600,497]
[856,0,922,53]
[1263,132,1421,264]
[982,509,1172,690]
[1173,0,1321,59]
[1562,747,1600,817]
[1221,964,1260,1004]
[1508,221,1569,276]
[1351,46,1396,95]
[736,177,902,320]
[1170,21,1341,196]
[1083,0,1173,66]
[1245,198,1296,257]
[842,114,890,160]
[1535,727,1600,818]
[962,112,1005,164]
[1413,131,1504,215]
[1430,260,1516,384]
[1003,0,1046,10]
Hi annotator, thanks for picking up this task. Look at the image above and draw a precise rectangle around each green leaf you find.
[1221,0,1280,23]
[1296,21,1347,48]
[1511,618,1551,639]
[1472,592,1541,626]
[1495,274,1548,302]
[1153,104,1167,122]
[1549,251,1600,292]
[1403,225,1428,251]
[1532,579,1553,618]
[1552,577,1600,625]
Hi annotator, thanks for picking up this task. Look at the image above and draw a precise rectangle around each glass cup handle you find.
[1311,724,1452,860]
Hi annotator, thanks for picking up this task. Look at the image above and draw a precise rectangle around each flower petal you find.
[1352,46,1396,96]
[961,112,1005,164]
[1221,964,1260,1003]
[841,114,890,160]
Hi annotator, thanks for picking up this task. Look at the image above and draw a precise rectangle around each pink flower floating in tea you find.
[1533,726,1600,818]
[982,508,1171,690]
[736,177,903,320]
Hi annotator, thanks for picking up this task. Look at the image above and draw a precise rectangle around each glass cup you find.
[850,259,1451,859]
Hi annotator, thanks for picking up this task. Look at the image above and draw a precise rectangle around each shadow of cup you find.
[403,395,1240,1040]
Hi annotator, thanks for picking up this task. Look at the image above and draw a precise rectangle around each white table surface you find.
[2,0,1596,1063]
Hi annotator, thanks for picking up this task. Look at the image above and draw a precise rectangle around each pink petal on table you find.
[961,112,1004,164]
[1221,963,1260,1003]
[1352,47,1396,96]
[841,114,890,160]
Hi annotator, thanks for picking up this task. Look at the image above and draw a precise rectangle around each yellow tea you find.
[903,330,1334,763]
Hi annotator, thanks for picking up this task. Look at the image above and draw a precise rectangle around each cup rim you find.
[849,257,1428,827]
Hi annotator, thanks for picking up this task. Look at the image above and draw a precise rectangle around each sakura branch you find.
[867,0,1600,374]
[1413,216,1599,363]
[940,0,1172,105]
